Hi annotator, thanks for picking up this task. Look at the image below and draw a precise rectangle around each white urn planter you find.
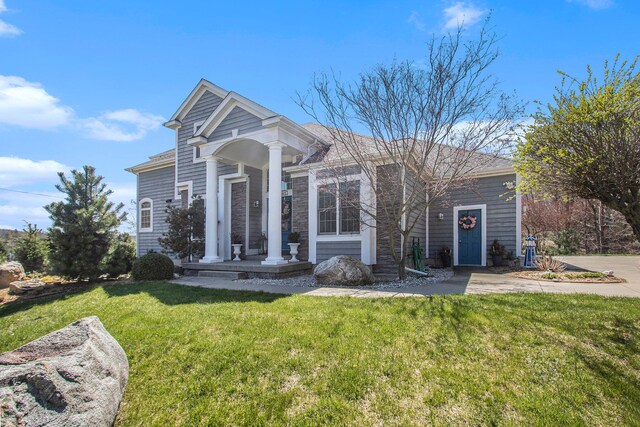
[231,244,243,261]
[288,243,300,262]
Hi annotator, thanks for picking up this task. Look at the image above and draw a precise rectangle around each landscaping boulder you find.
[8,279,54,296]
[0,261,25,288]
[313,255,375,286]
[0,316,129,427]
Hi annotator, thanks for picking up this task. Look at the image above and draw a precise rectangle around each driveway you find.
[172,256,640,298]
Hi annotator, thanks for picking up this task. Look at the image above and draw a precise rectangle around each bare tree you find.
[297,22,524,278]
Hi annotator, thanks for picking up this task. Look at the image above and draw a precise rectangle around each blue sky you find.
[0,0,638,230]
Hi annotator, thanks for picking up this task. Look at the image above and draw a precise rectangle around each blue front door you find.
[458,209,482,265]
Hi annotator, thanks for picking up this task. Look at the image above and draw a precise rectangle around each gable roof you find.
[165,79,229,126]
[193,91,279,138]
[299,123,514,175]
[125,149,175,174]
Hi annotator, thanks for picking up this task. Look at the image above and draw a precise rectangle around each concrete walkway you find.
[172,256,640,298]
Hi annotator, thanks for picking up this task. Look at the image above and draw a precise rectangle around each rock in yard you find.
[603,270,614,277]
[8,280,55,296]
[313,255,375,286]
[0,261,25,288]
[0,316,129,427]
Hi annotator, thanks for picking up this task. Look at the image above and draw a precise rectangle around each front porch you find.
[188,114,322,267]
[183,259,313,279]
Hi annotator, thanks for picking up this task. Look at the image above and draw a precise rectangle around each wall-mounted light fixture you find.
[253,200,261,208]
[438,213,444,220]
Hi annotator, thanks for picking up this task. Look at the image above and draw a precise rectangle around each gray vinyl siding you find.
[375,165,402,271]
[316,240,361,263]
[176,90,224,195]
[137,166,175,256]
[209,106,263,142]
[428,173,517,260]
[407,173,427,262]
[246,166,263,250]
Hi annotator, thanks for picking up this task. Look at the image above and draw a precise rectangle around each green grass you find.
[1,282,639,426]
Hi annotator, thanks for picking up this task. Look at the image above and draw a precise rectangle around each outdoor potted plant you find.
[288,232,301,262]
[440,246,452,268]
[490,240,505,267]
[231,233,243,261]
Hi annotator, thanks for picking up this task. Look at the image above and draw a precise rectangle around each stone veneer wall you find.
[292,176,309,261]
[231,181,247,258]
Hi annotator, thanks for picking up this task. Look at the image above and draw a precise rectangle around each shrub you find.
[554,227,581,255]
[537,255,567,273]
[541,273,559,280]
[565,272,606,279]
[288,232,301,243]
[13,224,49,273]
[131,253,175,281]
[101,233,136,278]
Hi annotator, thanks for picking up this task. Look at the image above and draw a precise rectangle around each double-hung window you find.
[139,198,153,232]
[317,180,360,235]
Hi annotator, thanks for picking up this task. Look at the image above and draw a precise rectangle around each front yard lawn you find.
[1,282,638,426]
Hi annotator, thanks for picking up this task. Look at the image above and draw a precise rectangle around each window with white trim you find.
[139,198,153,232]
[317,180,360,235]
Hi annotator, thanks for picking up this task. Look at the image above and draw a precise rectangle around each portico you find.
[188,114,323,266]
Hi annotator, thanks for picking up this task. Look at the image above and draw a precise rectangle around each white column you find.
[262,142,287,265]
[201,156,222,263]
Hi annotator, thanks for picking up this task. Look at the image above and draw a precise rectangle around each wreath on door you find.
[458,215,477,230]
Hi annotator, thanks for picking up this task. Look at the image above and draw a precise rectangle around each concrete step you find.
[198,270,247,280]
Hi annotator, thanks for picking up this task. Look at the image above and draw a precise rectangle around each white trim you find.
[174,125,179,196]
[166,79,229,124]
[289,170,309,179]
[139,198,153,233]
[193,147,205,164]
[175,181,193,202]
[425,206,430,259]
[261,165,268,241]
[453,204,487,267]
[193,119,205,135]
[516,174,523,256]
[316,235,362,242]
[126,160,174,175]
[218,168,247,260]
[195,93,276,138]
[359,173,376,265]
[308,171,317,263]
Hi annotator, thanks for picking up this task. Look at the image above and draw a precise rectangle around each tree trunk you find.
[623,211,640,244]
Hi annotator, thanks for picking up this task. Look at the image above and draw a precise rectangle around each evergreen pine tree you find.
[158,196,205,261]
[13,223,49,272]
[46,166,126,280]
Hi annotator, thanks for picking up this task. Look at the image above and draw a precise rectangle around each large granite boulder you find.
[0,261,25,288]
[0,316,129,427]
[313,255,375,286]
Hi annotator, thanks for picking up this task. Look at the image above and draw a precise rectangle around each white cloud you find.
[0,19,20,36]
[0,190,60,230]
[0,75,164,141]
[408,11,426,31]
[0,76,73,128]
[80,109,165,142]
[0,0,21,37]
[443,2,487,30]
[569,0,613,9]
[0,157,70,188]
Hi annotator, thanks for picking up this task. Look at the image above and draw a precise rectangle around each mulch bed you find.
[509,270,625,283]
